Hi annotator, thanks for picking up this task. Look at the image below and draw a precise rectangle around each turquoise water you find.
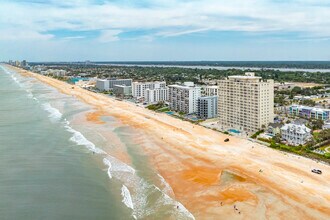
[0,65,194,220]
[228,129,241,134]
[68,77,90,84]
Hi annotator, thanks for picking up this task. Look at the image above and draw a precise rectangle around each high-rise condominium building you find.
[96,79,132,91]
[132,81,167,98]
[204,86,219,96]
[197,96,218,119]
[96,79,109,91]
[109,79,132,89]
[113,85,132,97]
[144,88,169,104]
[218,72,274,133]
[168,82,201,114]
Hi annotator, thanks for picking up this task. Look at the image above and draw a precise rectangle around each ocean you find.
[0,65,194,220]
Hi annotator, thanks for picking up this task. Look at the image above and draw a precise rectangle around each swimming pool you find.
[228,129,241,134]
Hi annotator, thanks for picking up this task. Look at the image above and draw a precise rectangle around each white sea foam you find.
[102,156,195,219]
[10,74,24,88]
[25,88,36,100]
[65,125,105,154]
[104,155,135,175]
[157,174,175,196]
[42,103,63,122]
[121,185,134,210]
[103,158,112,179]
[149,184,195,220]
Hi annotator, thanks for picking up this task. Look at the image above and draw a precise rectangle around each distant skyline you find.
[1,0,330,61]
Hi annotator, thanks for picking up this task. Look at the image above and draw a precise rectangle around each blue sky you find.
[0,0,329,61]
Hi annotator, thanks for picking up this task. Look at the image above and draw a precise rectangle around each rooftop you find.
[291,105,330,112]
[281,123,311,134]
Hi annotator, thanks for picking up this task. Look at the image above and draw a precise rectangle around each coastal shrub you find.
[257,138,271,143]
[269,141,280,149]
[250,130,264,139]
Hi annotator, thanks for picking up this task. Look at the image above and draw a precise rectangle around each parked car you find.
[311,169,322,174]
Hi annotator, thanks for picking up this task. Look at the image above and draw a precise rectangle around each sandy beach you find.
[9,65,330,220]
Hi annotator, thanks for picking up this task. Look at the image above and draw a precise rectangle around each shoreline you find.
[6,65,330,219]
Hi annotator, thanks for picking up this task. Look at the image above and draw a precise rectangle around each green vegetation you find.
[250,130,264,139]
[263,129,330,164]
[38,63,330,85]
[147,102,167,111]
[51,75,68,81]
[317,129,330,142]
[101,90,112,95]
[158,107,170,112]
[178,111,185,116]
[307,119,324,130]
[274,85,328,106]
[300,99,316,107]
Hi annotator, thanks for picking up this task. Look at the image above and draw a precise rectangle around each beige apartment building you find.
[218,72,274,134]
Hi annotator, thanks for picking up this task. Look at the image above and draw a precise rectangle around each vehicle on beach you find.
[311,169,322,174]
[224,138,230,142]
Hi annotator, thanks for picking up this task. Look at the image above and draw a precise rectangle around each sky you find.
[0,0,330,61]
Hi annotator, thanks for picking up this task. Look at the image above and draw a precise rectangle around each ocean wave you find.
[103,158,112,179]
[150,184,195,220]
[10,74,24,88]
[103,154,194,219]
[104,156,135,176]
[25,88,38,101]
[65,124,105,154]
[121,185,134,210]
[42,103,63,122]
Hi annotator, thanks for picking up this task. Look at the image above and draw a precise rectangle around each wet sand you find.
[10,65,330,219]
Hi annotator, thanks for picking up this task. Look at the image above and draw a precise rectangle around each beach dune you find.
[10,65,330,220]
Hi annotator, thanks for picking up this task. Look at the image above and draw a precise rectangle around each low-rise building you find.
[323,120,330,130]
[197,96,218,119]
[281,123,311,146]
[274,82,295,91]
[289,105,330,120]
[267,123,282,135]
[168,82,201,114]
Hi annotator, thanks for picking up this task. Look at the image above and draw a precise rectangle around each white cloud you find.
[0,28,53,41]
[0,0,329,41]
[98,29,122,42]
